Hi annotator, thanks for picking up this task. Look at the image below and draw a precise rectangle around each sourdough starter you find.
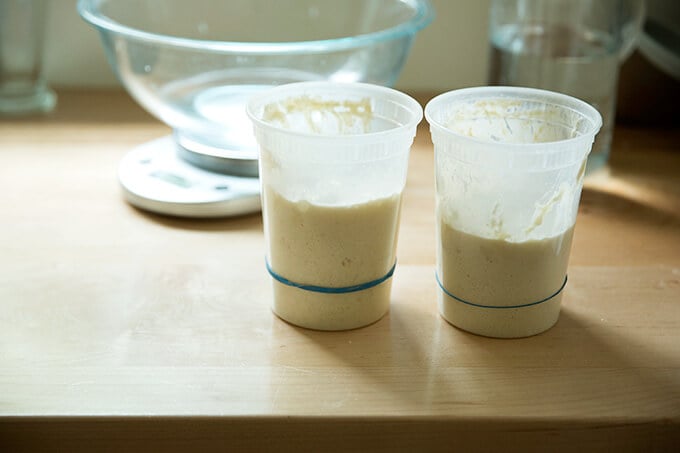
[265,186,402,330]
[438,220,574,338]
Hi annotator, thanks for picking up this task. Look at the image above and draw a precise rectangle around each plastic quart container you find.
[426,86,601,338]
[248,82,422,330]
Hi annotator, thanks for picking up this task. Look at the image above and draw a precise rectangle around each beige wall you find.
[398,0,491,91]
[45,0,491,93]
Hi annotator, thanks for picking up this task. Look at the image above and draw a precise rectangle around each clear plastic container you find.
[425,86,601,338]
[247,82,422,330]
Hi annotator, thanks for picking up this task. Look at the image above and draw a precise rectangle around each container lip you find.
[246,81,424,142]
[77,0,434,54]
[424,86,603,152]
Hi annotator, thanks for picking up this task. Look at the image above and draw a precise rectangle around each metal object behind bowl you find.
[175,132,259,177]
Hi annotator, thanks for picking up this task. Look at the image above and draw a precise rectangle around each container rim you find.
[424,86,603,153]
[77,0,434,54]
[246,81,424,143]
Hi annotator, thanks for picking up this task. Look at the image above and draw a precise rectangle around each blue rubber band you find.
[266,260,396,294]
[436,273,568,309]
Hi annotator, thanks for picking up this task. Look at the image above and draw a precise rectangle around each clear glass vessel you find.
[79,0,433,176]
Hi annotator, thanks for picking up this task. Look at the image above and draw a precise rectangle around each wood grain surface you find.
[1,90,679,452]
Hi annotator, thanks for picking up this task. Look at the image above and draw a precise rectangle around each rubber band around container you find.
[435,273,568,309]
[266,260,396,294]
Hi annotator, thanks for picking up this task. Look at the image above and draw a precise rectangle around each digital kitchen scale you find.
[118,136,261,218]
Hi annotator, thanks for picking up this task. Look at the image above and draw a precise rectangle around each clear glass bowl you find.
[78,0,433,176]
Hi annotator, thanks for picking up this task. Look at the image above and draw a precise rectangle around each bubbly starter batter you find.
[264,186,402,331]
[438,219,574,338]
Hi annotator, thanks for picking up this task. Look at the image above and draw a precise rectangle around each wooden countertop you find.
[1,90,679,452]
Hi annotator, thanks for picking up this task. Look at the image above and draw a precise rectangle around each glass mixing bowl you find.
[78,0,433,176]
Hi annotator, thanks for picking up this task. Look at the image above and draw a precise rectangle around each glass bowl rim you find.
[77,0,434,54]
